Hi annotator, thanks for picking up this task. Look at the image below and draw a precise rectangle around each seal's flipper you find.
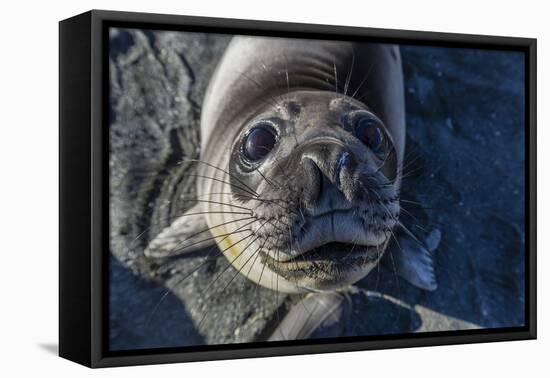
[386,228,441,291]
[144,203,217,258]
[268,292,351,341]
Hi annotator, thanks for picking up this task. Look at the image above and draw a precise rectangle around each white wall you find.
[0,0,546,376]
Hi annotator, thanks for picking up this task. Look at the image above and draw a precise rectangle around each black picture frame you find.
[59,9,537,368]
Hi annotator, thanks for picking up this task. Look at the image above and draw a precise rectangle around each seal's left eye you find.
[243,125,277,162]
[355,117,385,154]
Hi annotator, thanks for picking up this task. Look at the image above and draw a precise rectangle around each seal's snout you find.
[298,141,356,209]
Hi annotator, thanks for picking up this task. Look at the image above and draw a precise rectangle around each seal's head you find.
[218,90,401,292]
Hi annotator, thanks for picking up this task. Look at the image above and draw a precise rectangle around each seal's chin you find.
[262,240,386,291]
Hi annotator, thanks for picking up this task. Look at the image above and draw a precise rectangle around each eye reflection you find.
[243,125,277,162]
[355,118,384,153]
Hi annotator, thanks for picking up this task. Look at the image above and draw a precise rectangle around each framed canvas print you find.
[59,10,536,368]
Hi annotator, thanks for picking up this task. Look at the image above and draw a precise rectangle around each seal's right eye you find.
[242,125,277,162]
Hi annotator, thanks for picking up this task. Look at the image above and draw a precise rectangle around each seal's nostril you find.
[300,157,322,208]
[335,151,350,189]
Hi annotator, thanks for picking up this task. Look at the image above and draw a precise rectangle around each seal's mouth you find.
[264,241,379,267]
[254,206,393,290]
[261,240,385,289]
[286,242,373,262]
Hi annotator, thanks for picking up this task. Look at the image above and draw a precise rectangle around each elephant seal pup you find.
[146,36,437,300]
